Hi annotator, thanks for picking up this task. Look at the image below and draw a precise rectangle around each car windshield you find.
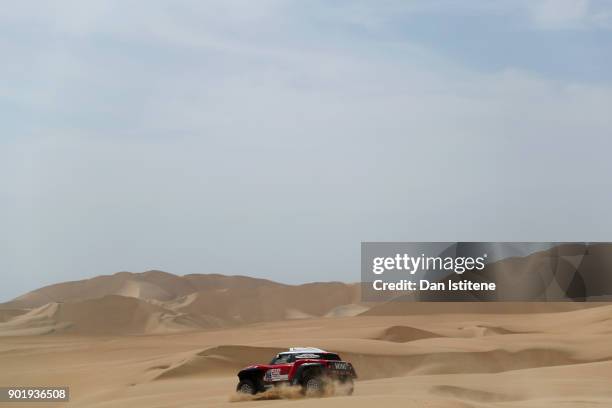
[269,354,294,364]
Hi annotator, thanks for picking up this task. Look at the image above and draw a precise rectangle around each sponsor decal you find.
[264,368,288,382]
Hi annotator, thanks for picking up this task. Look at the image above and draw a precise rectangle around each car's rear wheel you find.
[303,374,325,397]
[337,376,354,395]
[236,379,256,395]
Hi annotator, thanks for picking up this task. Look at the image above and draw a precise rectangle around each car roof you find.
[279,347,327,354]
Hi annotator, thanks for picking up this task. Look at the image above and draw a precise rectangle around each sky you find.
[2,0,612,301]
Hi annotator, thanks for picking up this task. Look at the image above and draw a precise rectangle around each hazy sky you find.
[2,1,612,301]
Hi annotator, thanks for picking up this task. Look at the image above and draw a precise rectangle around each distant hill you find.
[0,271,362,335]
[1,270,285,309]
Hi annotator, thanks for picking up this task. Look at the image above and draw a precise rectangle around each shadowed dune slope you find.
[0,309,26,322]
[375,325,443,342]
[170,282,361,324]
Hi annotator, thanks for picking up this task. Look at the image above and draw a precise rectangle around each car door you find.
[264,354,294,383]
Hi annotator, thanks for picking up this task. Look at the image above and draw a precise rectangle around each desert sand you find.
[1,272,611,407]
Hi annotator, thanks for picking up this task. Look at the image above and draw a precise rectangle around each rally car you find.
[236,347,357,396]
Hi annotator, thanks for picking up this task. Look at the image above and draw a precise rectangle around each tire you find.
[236,379,256,395]
[337,377,354,396]
[303,373,325,397]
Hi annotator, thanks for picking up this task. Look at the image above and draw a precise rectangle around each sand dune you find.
[155,346,284,380]
[0,303,71,335]
[325,304,370,317]
[0,308,26,322]
[0,295,224,336]
[375,325,443,342]
[169,282,361,325]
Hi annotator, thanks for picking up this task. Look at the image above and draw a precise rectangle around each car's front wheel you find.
[236,379,256,395]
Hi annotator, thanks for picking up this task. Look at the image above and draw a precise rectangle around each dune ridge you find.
[0,272,365,335]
